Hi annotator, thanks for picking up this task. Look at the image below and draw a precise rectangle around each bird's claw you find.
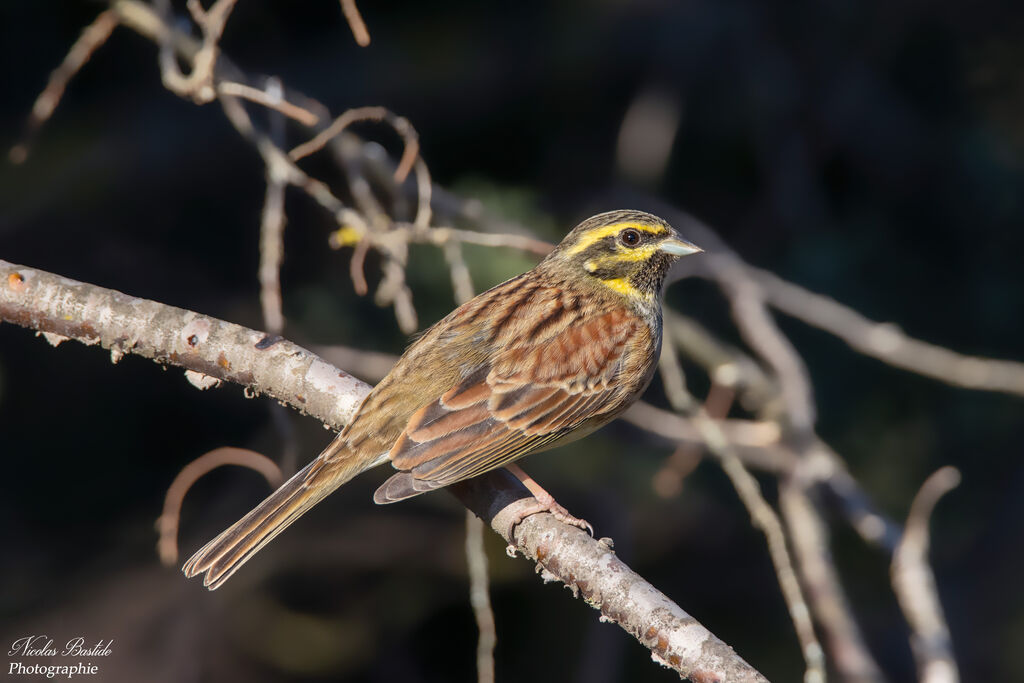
[508,497,593,537]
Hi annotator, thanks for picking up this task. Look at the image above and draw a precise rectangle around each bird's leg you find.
[504,463,593,536]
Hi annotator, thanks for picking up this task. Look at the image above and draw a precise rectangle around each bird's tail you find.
[182,442,379,590]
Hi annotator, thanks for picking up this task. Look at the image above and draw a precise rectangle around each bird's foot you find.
[507,494,594,536]
[503,463,594,537]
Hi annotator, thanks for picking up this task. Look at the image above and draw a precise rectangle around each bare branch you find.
[657,206,890,679]
[156,0,238,103]
[9,8,119,164]
[0,259,767,682]
[892,467,961,683]
[436,227,553,256]
[289,106,420,185]
[779,481,885,682]
[412,156,434,228]
[259,80,289,337]
[443,240,476,305]
[106,0,1024,405]
[657,337,823,682]
[712,437,825,683]
[451,470,769,683]
[0,260,367,431]
[751,266,1024,398]
[465,511,496,683]
[217,80,320,126]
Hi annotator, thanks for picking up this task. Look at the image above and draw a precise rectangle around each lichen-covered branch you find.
[0,258,767,683]
[451,470,769,683]
[0,260,367,431]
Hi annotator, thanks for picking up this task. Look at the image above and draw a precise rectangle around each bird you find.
[183,209,702,589]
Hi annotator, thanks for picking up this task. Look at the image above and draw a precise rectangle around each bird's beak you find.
[658,236,703,257]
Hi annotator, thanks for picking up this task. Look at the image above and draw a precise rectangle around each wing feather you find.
[376,308,651,502]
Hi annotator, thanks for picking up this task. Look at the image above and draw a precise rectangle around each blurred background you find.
[2,1,1023,681]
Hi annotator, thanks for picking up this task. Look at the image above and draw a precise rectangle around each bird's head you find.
[545,210,703,301]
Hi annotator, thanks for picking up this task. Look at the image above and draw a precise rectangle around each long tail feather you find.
[182,443,378,590]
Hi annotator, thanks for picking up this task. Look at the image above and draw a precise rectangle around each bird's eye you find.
[620,229,642,247]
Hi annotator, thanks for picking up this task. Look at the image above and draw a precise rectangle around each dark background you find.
[2,1,1023,681]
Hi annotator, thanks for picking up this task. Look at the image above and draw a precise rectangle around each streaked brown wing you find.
[374,309,647,503]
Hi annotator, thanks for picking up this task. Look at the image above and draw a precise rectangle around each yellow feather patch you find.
[600,277,652,299]
[567,222,668,255]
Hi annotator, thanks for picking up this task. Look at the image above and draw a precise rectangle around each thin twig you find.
[157,447,283,566]
[466,511,496,683]
[779,481,884,682]
[257,76,302,473]
[156,0,238,103]
[258,78,289,336]
[9,8,120,164]
[412,156,433,228]
[654,203,890,679]
[348,238,371,295]
[652,380,734,498]
[752,266,1024,398]
[376,255,418,333]
[664,310,779,412]
[443,240,476,305]
[659,341,826,683]
[218,80,320,126]
[701,414,826,683]
[429,227,554,256]
[892,467,961,683]
[289,106,420,185]
[339,0,371,47]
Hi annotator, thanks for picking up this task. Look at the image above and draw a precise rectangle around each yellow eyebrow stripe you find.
[567,222,667,255]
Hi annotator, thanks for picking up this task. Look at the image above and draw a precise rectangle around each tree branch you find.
[0,258,767,683]
[892,467,961,683]
[0,261,366,431]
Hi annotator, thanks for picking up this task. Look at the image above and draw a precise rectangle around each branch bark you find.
[0,258,768,683]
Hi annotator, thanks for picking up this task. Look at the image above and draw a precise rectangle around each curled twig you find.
[157,0,238,103]
[289,106,420,184]
[348,238,372,296]
[157,447,283,566]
